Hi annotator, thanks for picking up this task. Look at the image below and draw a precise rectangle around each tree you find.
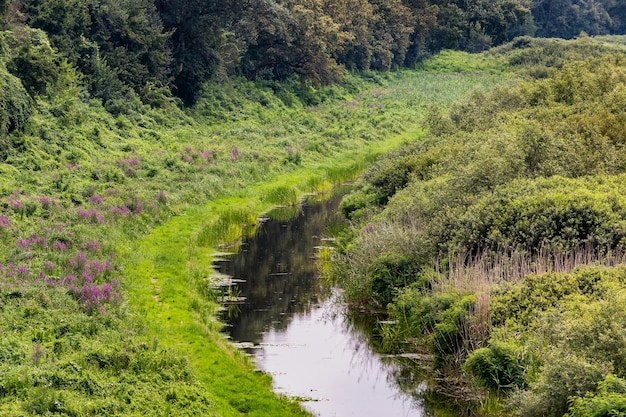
[239,0,344,83]
[155,0,241,104]
[428,0,529,52]
[369,0,416,70]
[323,0,377,70]
[21,0,171,101]
[404,0,438,65]
[532,0,612,39]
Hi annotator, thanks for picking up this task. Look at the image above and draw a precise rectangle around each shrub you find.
[450,175,626,254]
[368,252,421,306]
[0,69,32,140]
[464,340,526,391]
[515,352,610,417]
[567,374,626,417]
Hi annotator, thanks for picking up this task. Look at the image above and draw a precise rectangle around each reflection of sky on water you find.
[257,294,424,417]
[216,193,427,417]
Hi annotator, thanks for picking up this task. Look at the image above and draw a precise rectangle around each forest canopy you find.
[1,0,624,106]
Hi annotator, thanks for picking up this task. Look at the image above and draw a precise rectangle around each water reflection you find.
[215,193,428,417]
[215,193,341,341]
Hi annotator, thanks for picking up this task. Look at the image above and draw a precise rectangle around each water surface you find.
[215,194,426,417]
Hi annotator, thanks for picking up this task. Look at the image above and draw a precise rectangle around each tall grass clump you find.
[262,185,299,206]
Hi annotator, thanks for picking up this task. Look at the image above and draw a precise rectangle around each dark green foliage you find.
[22,0,171,103]
[368,252,421,306]
[428,0,530,52]
[464,341,526,391]
[531,0,622,39]
[0,69,31,141]
[6,29,62,96]
[5,0,626,111]
[154,0,226,105]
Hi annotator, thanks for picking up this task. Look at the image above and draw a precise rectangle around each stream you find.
[214,193,430,417]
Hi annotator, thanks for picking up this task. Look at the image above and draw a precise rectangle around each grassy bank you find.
[0,51,513,415]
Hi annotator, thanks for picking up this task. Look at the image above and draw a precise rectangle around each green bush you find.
[515,352,610,417]
[0,70,32,140]
[450,175,626,253]
[339,188,378,220]
[368,252,421,306]
[567,374,626,417]
[464,341,526,391]
[490,266,626,328]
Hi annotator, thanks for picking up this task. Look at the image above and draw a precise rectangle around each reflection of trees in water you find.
[216,191,469,415]
[343,306,476,415]
[341,310,429,411]
[216,193,343,343]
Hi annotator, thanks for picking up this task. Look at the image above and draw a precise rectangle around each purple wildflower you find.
[78,208,104,224]
[53,241,68,252]
[89,195,103,205]
[69,251,89,271]
[38,196,52,209]
[16,265,29,278]
[32,344,45,364]
[156,191,167,204]
[63,275,77,284]
[109,206,131,216]
[43,261,56,272]
[231,146,240,161]
[10,200,23,210]
[86,240,102,253]
[16,237,29,249]
[0,216,9,227]
[91,259,104,275]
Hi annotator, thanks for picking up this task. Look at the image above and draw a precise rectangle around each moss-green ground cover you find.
[0,52,512,415]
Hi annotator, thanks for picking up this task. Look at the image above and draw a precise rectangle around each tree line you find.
[1,0,625,107]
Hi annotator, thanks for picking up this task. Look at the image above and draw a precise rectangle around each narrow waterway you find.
[214,193,431,417]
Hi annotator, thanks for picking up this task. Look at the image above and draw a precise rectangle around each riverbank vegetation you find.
[2,0,625,415]
[0,6,516,413]
[331,35,626,416]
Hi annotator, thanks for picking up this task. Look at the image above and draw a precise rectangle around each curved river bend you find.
[214,194,429,417]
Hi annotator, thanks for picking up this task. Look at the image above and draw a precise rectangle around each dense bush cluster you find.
[331,37,626,416]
